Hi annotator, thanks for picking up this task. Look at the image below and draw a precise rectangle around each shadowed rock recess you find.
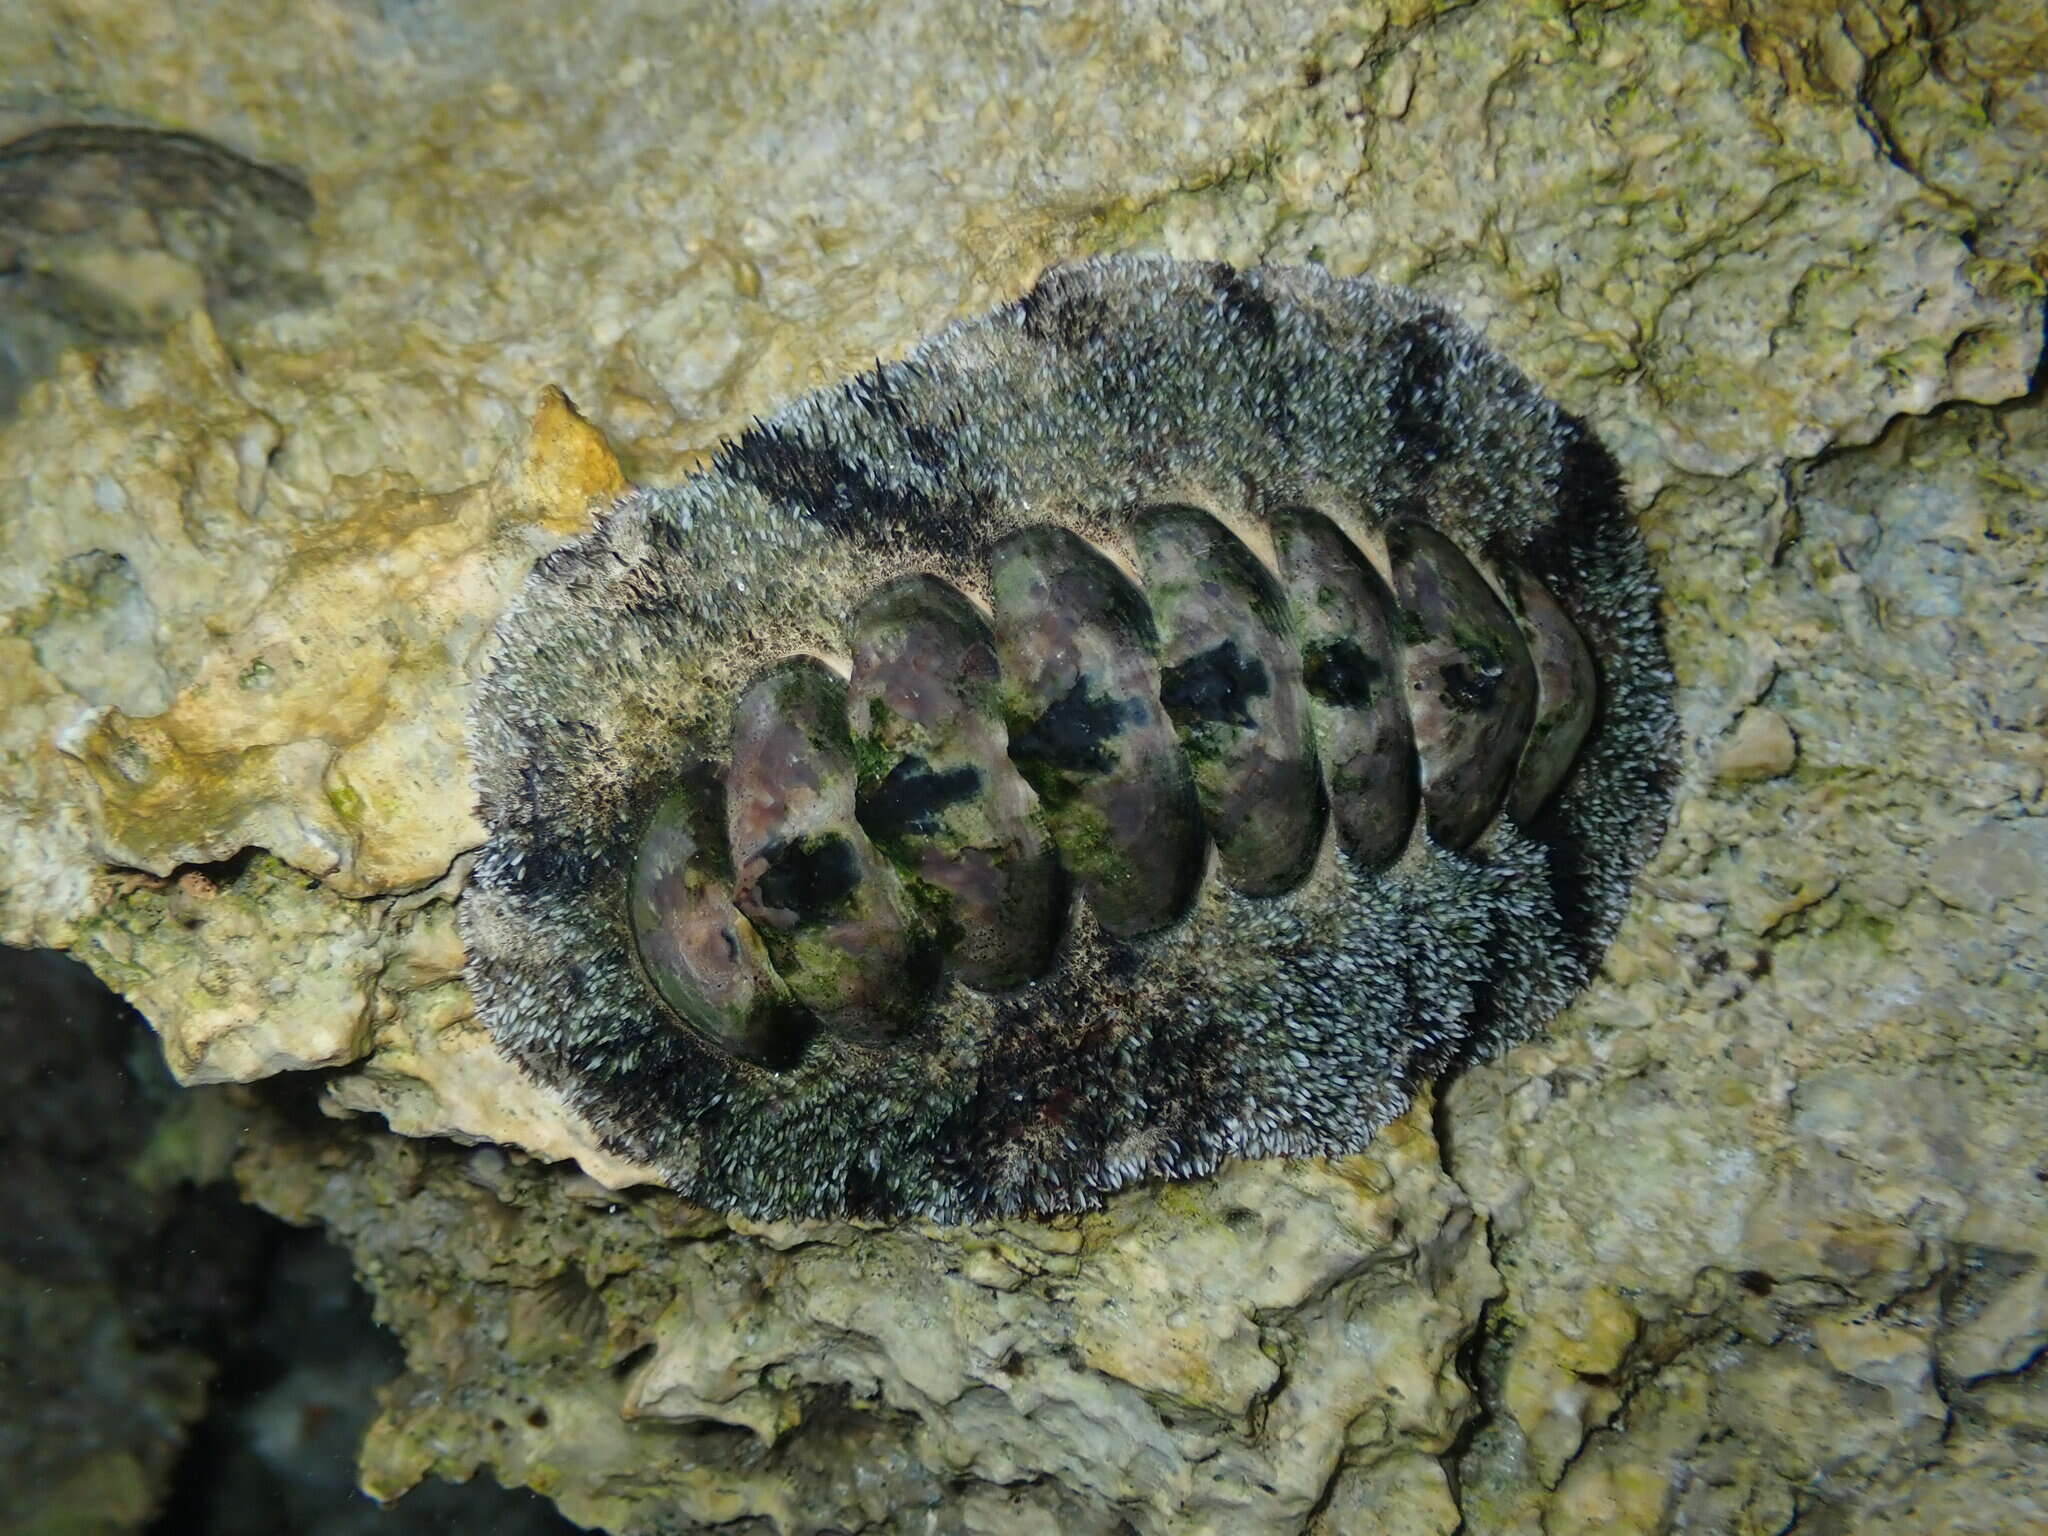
[2,1,2045,1532]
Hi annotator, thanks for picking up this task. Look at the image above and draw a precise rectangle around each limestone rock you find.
[240,1100,1495,1536]
[1715,707,1798,783]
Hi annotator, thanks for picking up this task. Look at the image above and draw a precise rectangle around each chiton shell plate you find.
[463,255,1675,1221]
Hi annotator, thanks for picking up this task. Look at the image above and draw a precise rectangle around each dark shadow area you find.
[0,946,579,1535]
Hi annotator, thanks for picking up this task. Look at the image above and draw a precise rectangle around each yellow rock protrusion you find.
[507,386,629,536]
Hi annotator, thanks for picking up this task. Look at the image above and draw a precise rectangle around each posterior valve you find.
[628,504,1597,1065]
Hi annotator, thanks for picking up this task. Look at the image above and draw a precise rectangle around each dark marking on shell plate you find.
[845,570,1064,990]
[855,758,983,842]
[1273,504,1419,871]
[753,834,862,922]
[1387,520,1539,851]
[990,524,1205,939]
[1007,678,1132,777]
[1301,639,1380,709]
[1159,640,1268,728]
[1138,503,1323,897]
[463,255,1676,1222]
[726,658,932,1041]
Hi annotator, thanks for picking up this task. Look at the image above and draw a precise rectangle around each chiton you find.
[463,255,1675,1221]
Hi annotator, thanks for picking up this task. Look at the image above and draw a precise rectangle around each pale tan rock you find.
[4,351,648,1161]
[1927,816,2048,915]
[1943,1264,2048,1384]
[320,1005,663,1193]
[1309,1452,1460,1536]
[65,414,614,897]
[1813,1311,1944,1429]
[0,640,101,948]
[77,856,381,1084]
[1714,707,1798,783]
[621,1246,806,1442]
[1501,1285,1640,1486]
[598,1110,1495,1534]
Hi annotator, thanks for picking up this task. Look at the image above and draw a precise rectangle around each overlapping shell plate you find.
[462,255,1675,1221]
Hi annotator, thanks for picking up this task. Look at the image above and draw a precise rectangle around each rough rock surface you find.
[1,1,2044,1532]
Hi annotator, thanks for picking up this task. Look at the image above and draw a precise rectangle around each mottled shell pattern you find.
[462,255,1675,1221]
